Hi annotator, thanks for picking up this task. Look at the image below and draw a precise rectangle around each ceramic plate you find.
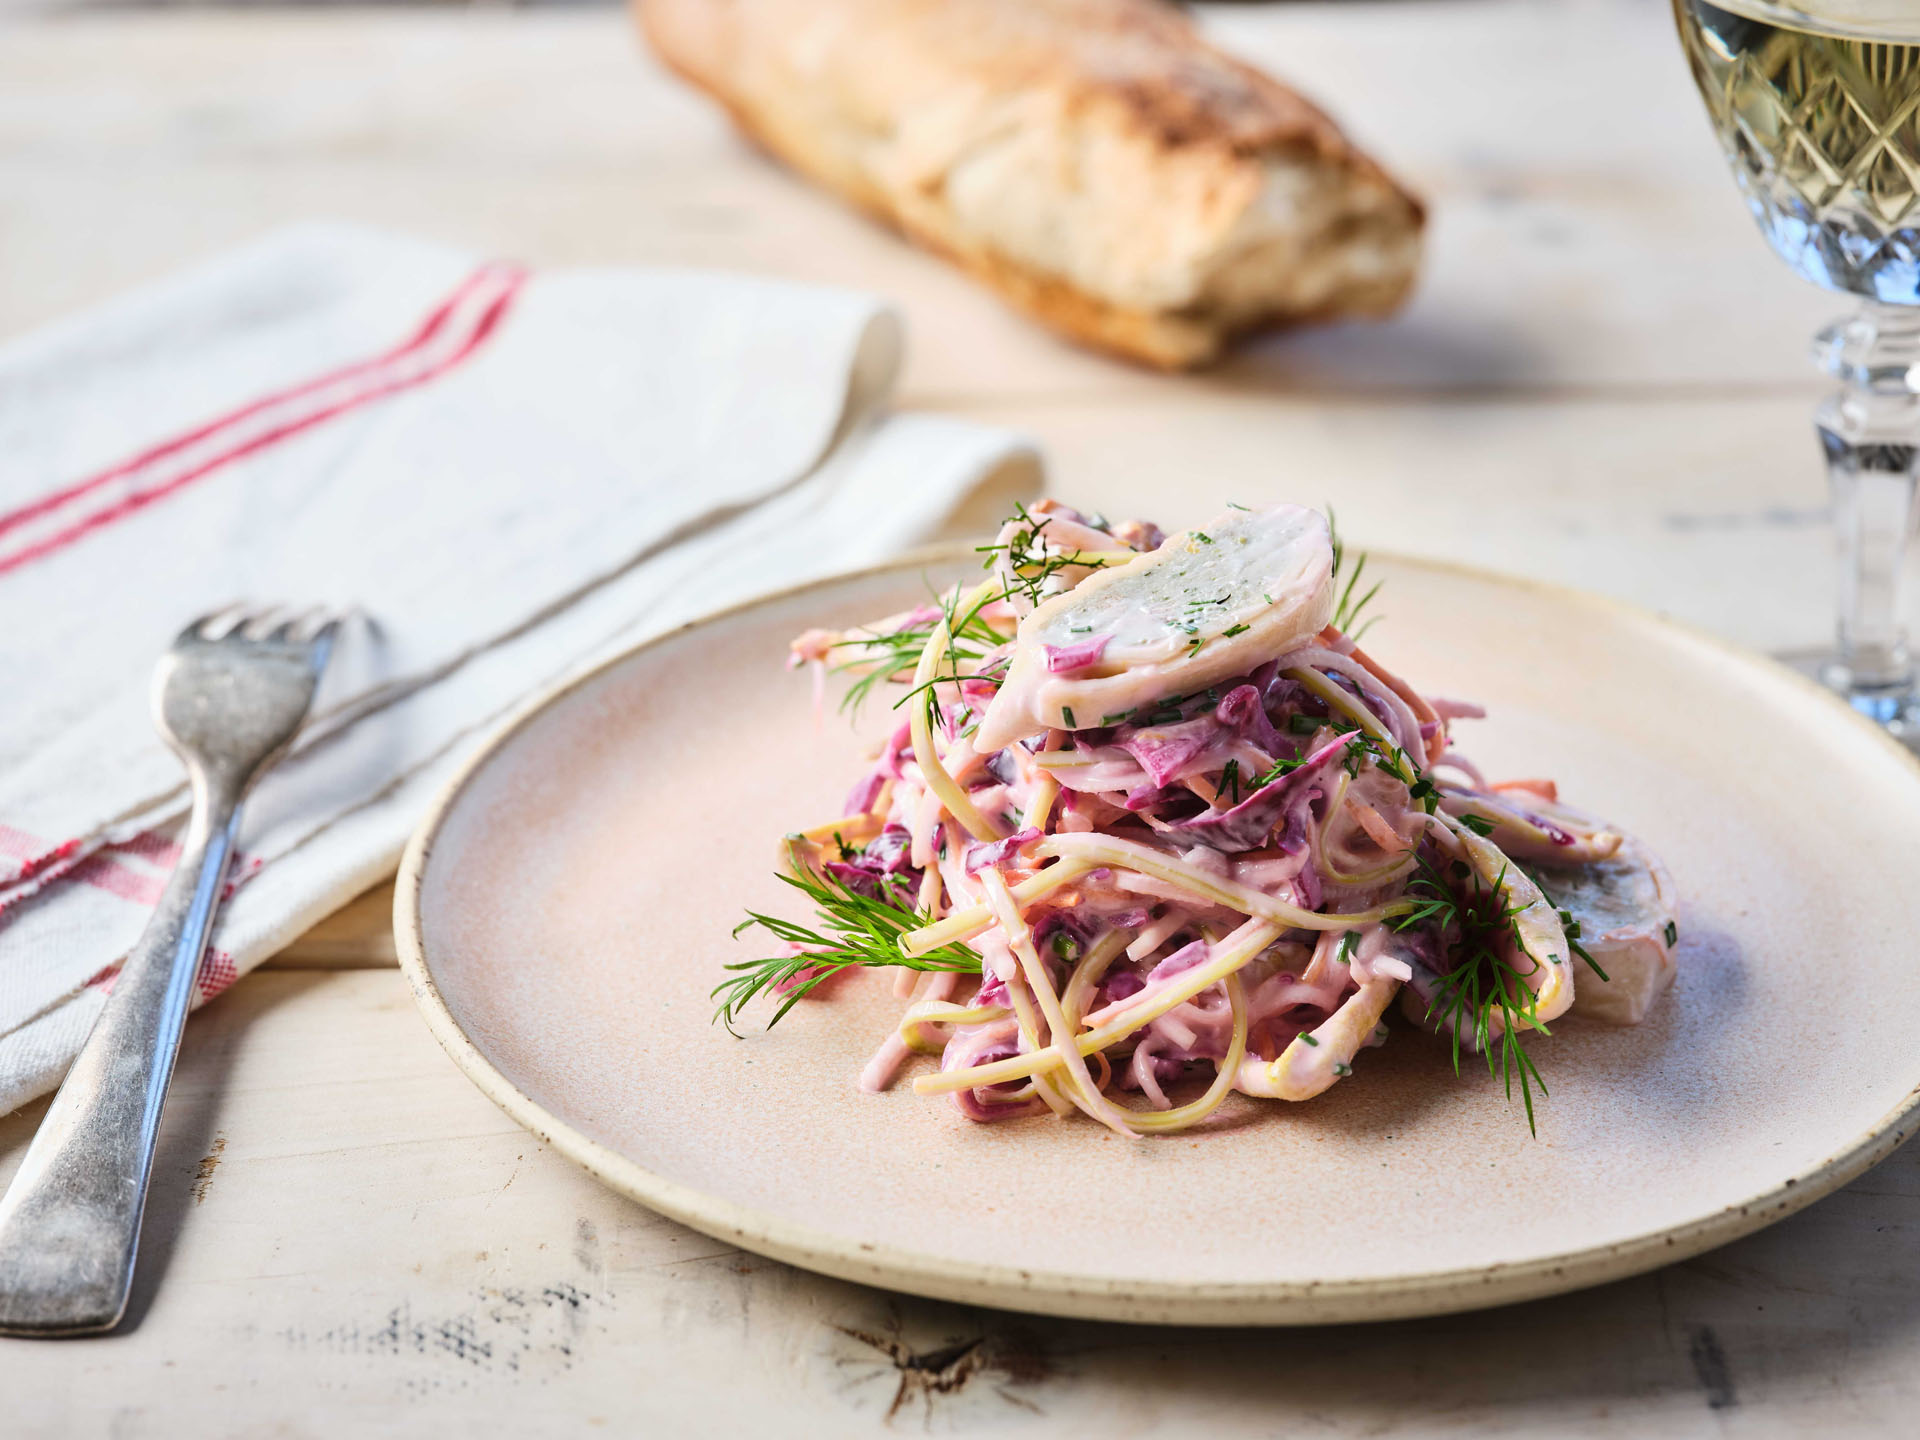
[395,550,1920,1325]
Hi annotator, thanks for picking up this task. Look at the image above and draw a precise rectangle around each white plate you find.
[396,551,1920,1324]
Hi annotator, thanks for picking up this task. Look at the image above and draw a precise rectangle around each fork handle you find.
[0,771,243,1336]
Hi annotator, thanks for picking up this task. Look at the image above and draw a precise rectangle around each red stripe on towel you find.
[65,851,167,908]
[0,262,525,578]
[0,263,510,540]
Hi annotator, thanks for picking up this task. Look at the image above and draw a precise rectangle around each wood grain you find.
[1,1,1908,1432]
[3,969,1918,1433]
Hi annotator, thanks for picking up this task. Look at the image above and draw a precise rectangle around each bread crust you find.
[639,0,1424,368]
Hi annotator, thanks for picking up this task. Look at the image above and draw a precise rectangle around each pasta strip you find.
[909,579,1006,843]
[980,869,1137,1136]
[1034,833,1405,931]
[898,1000,1009,1054]
[913,916,1283,1096]
[1116,974,1248,1133]
[900,860,1094,955]
[1060,929,1133,1022]
[1283,665,1395,747]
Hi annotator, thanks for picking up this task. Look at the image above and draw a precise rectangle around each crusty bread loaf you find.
[639,0,1423,368]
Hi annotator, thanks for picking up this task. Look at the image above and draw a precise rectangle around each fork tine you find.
[264,608,324,645]
[306,616,341,668]
[238,606,298,642]
[176,603,248,645]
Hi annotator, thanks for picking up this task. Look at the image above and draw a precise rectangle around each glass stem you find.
[1814,302,1920,699]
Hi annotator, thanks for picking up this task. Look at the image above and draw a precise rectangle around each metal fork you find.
[0,606,336,1337]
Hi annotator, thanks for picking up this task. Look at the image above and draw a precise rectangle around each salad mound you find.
[720,500,1680,1137]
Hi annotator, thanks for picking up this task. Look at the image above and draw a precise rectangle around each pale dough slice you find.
[972,503,1332,752]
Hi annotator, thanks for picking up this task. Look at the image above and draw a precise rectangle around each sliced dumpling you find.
[971,504,1333,752]
[1533,825,1679,1026]
[1438,786,1622,865]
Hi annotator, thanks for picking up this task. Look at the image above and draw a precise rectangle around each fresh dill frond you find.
[717,870,981,1034]
[846,499,1137,721]
[1326,507,1385,641]
[834,577,1005,715]
[1354,732,1441,814]
[975,501,1123,608]
[1392,851,1551,1134]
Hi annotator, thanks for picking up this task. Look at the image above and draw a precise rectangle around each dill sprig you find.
[1327,507,1384,641]
[1356,732,1441,814]
[717,869,981,1034]
[885,580,1017,740]
[1392,851,1551,1134]
[974,501,1123,608]
[833,501,1127,717]
[833,580,1005,715]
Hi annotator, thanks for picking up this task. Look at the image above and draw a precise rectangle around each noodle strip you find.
[909,579,1006,843]
[913,916,1283,1095]
[1034,833,1404,931]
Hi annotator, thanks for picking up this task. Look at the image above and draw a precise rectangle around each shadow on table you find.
[1204,308,1556,400]
[807,1134,1920,1426]
[0,973,319,1338]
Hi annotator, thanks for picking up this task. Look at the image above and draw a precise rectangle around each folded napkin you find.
[0,223,1038,1115]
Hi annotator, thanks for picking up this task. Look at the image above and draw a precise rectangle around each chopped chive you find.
[1300,1033,1320,1048]
[1223,623,1250,638]
[1062,706,1076,728]
[1288,713,1321,734]
[1193,531,1213,544]
[1254,754,1306,787]
[1664,920,1678,947]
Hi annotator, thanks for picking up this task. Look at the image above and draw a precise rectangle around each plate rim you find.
[393,545,1920,1325]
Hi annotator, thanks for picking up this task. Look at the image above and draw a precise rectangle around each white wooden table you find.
[6,3,1917,1433]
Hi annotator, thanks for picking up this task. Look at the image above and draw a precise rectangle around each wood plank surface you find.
[2,0,1911,1434]
[0,0,1847,400]
[6,969,1920,1437]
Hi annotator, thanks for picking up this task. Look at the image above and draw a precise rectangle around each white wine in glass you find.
[1675,0,1920,739]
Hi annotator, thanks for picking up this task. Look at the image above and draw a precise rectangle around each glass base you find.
[1777,647,1920,749]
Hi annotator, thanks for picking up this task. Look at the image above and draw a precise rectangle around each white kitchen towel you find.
[0,223,1039,1114]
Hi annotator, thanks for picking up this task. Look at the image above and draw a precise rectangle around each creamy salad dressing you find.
[973,504,1333,752]
[738,500,1681,1137]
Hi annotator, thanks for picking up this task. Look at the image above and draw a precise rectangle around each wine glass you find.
[1675,0,1920,742]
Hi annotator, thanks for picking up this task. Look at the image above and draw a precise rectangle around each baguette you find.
[638,0,1424,368]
